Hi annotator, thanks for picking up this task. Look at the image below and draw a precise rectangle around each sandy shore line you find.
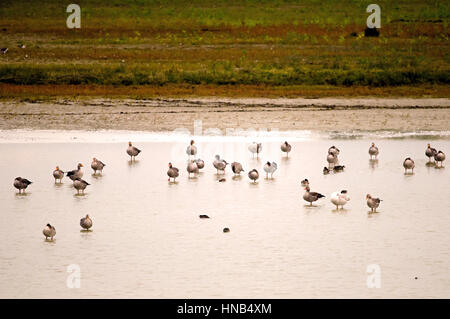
[1,97,449,132]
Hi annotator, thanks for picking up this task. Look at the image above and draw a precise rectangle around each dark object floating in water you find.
[364,27,380,37]
[223,227,230,233]
[218,178,226,182]
[415,277,418,280]
[199,215,210,219]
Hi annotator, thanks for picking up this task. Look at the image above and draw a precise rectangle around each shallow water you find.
[0,131,449,298]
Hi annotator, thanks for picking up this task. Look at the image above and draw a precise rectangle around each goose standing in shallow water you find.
[73,178,90,194]
[425,144,437,162]
[248,169,259,183]
[53,166,64,183]
[194,159,205,170]
[80,214,93,230]
[403,157,415,174]
[91,158,106,175]
[213,155,228,174]
[43,224,56,240]
[434,151,445,167]
[186,140,197,158]
[248,142,262,158]
[327,152,338,168]
[13,177,32,193]
[369,143,379,159]
[67,163,83,181]
[167,162,179,182]
[127,142,141,161]
[231,162,244,175]
[303,186,325,206]
[281,141,292,157]
[263,161,277,178]
[331,190,350,210]
[366,194,382,213]
[187,160,199,178]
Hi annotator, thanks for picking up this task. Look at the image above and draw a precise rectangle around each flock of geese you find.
[12,140,446,240]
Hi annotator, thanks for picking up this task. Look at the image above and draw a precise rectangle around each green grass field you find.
[0,0,448,98]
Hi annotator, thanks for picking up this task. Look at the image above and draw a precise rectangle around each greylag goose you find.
[403,157,415,173]
[323,167,330,175]
[231,162,244,175]
[53,166,64,183]
[333,165,345,172]
[300,179,309,187]
[186,160,199,178]
[67,163,83,181]
[331,190,350,209]
[43,224,56,240]
[167,162,179,182]
[328,146,340,156]
[263,161,277,178]
[186,140,197,158]
[366,194,382,213]
[213,155,228,174]
[194,159,205,170]
[127,141,141,160]
[248,169,259,183]
[13,177,32,193]
[434,151,445,167]
[91,158,106,174]
[248,142,262,158]
[73,178,90,194]
[80,214,93,230]
[280,141,292,157]
[327,152,338,167]
[369,143,379,159]
[425,144,437,162]
[303,186,325,206]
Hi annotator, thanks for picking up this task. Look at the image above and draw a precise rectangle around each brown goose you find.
[67,163,83,181]
[127,142,141,160]
[91,158,106,174]
[248,169,259,183]
[186,140,197,158]
[80,214,93,230]
[187,160,199,178]
[425,144,437,162]
[303,186,325,206]
[13,177,32,193]
[73,178,90,194]
[213,155,228,174]
[434,151,445,167]
[231,162,244,175]
[194,159,205,170]
[280,141,292,157]
[366,194,382,213]
[403,157,415,174]
[53,166,64,183]
[43,224,56,240]
[369,143,379,159]
[167,162,179,182]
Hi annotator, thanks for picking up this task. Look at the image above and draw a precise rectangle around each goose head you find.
[128,141,132,146]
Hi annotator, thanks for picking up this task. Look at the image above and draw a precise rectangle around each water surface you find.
[0,131,449,298]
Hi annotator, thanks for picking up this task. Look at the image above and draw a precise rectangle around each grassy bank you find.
[0,0,449,98]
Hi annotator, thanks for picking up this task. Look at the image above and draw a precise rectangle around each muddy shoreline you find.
[1,97,449,132]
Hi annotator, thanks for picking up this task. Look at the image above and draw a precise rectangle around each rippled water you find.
[0,131,449,298]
